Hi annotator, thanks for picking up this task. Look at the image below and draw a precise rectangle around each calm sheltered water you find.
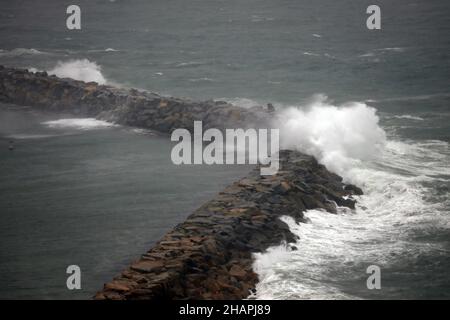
[0,105,252,299]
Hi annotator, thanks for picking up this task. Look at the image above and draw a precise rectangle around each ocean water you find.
[0,106,252,299]
[0,0,449,299]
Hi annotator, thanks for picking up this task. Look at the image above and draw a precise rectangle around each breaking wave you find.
[275,94,386,178]
[251,94,450,299]
[47,59,107,85]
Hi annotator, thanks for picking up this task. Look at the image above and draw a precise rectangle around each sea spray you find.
[275,94,386,180]
[252,101,450,299]
[47,59,107,85]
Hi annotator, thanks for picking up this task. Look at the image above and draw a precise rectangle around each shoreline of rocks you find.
[0,65,363,299]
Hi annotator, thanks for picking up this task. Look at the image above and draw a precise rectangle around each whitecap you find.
[175,61,205,68]
[392,115,425,121]
[303,51,320,56]
[376,47,405,52]
[188,77,214,82]
[41,118,116,130]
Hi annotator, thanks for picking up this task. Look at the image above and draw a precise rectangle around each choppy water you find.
[0,0,449,299]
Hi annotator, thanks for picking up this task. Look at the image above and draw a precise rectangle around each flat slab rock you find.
[95,150,363,300]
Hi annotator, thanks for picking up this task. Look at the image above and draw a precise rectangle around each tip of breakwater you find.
[95,150,362,300]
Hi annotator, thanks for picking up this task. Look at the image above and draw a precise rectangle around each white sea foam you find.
[253,139,449,299]
[175,61,206,68]
[42,118,116,130]
[393,115,425,121]
[47,59,107,85]
[252,95,450,299]
[359,47,405,59]
[303,51,320,57]
[376,47,405,52]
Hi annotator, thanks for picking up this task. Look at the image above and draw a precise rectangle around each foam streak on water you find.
[42,118,116,130]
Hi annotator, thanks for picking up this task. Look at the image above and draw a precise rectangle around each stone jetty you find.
[94,151,362,300]
[0,65,270,133]
[0,65,363,300]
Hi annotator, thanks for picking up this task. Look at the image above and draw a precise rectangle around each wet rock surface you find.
[95,150,361,300]
[0,65,270,133]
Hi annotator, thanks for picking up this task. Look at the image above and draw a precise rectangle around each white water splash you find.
[275,94,386,179]
[42,118,116,130]
[47,59,107,85]
[251,95,450,300]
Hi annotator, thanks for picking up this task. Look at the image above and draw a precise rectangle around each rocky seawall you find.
[0,65,363,300]
[95,150,362,300]
[0,65,270,133]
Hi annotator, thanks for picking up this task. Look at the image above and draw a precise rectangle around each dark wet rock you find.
[344,184,364,196]
[0,66,272,134]
[0,66,364,300]
[94,150,361,300]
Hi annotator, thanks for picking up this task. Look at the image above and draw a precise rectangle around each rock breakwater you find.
[0,65,363,300]
[95,150,362,300]
[0,65,270,133]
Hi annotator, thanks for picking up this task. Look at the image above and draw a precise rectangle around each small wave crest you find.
[392,115,425,121]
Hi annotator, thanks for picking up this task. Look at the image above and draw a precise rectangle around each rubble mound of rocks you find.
[0,65,363,300]
[95,150,362,300]
[0,65,270,133]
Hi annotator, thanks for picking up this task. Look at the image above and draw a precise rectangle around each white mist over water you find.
[47,59,107,85]
[250,96,450,299]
